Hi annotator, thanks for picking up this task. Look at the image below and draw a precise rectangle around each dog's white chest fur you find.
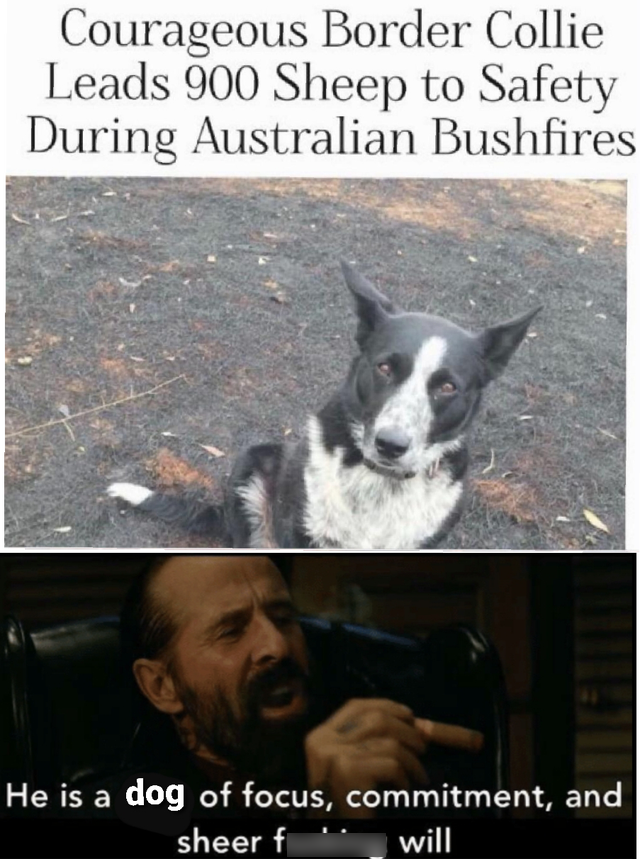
[302,417,462,549]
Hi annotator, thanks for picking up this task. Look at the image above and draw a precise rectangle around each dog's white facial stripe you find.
[106,482,153,506]
[374,336,447,444]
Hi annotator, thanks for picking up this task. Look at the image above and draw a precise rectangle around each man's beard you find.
[172,658,312,787]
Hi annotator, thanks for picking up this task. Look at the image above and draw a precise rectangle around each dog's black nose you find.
[375,428,410,460]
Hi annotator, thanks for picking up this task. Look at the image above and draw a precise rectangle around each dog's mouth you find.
[363,458,416,480]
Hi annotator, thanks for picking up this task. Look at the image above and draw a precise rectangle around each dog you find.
[107,261,541,548]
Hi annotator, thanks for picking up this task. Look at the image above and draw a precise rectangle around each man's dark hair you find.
[120,556,174,667]
[119,554,293,667]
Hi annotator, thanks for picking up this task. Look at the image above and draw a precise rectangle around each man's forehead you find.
[153,555,289,617]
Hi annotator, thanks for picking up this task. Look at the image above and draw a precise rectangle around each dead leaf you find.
[50,214,69,223]
[11,213,31,225]
[583,508,610,533]
[199,444,226,458]
[102,191,116,197]
[161,431,177,437]
[519,415,534,421]
[17,356,33,366]
[258,257,270,265]
[577,246,586,254]
[597,428,618,440]
[207,254,217,263]
[58,405,70,418]
[468,255,478,263]
[556,516,571,523]
[53,526,72,533]
[481,449,495,474]
[119,277,141,288]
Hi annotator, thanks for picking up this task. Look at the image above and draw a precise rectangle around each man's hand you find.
[305,698,484,819]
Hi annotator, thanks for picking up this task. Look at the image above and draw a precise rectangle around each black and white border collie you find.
[108,261,541,548]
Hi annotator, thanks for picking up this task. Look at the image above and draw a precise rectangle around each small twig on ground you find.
[61,420,76,442]
[6,375,187,439]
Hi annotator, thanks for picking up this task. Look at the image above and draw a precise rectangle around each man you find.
[120,554,483,819]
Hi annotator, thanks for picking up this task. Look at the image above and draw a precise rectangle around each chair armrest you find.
[1,616,34,787]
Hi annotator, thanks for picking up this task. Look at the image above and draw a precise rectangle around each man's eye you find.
[220,627,241,639]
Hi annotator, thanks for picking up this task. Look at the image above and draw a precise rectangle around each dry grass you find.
[503,180,626,244]
[473,478,540,523]
[5,330,62,364]
[145,448,214,491]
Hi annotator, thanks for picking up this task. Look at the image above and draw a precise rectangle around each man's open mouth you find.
[263,683,295,708]
[258,678,307,720]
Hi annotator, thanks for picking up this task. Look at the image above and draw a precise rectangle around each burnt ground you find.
[5,178,626,549]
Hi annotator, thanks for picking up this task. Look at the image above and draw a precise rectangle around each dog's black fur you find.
[108,262,541,548]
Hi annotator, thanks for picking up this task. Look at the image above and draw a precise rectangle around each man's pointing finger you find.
[415,719,485,753]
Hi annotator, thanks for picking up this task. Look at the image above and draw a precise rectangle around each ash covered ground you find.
[5,178,626,548]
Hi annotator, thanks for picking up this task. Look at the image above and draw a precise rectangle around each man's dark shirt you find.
[45,701,319,819]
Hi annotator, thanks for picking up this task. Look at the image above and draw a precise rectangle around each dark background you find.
[0,551,634,820]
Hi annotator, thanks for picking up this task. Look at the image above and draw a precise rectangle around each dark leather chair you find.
[1,614,509,817]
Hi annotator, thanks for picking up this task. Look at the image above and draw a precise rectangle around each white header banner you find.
[5,0,640,177]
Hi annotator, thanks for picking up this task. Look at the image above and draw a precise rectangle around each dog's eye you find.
[438,381,457,395]
[377,362,392,378]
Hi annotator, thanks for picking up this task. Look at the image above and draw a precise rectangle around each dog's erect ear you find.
[477,305,543,382]
[341,260,397,345]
